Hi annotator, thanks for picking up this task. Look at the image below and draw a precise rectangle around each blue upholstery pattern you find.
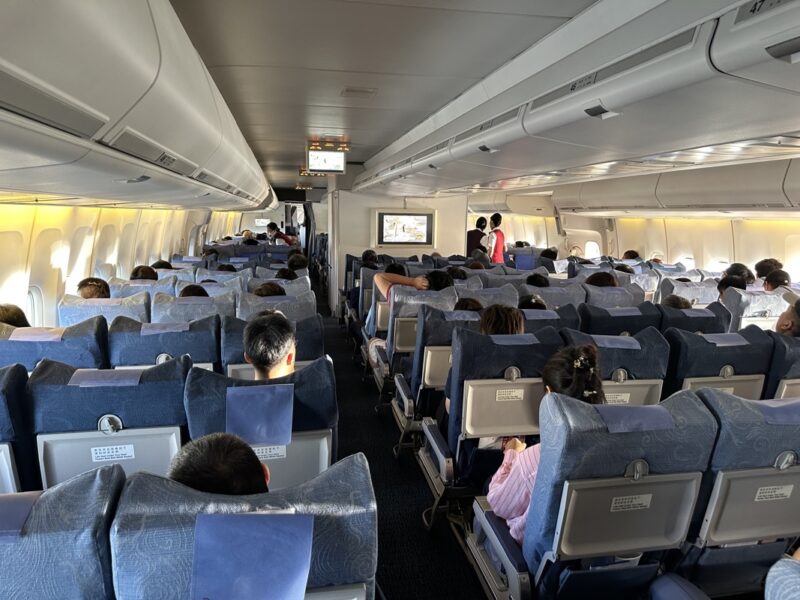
[156,267,195,283]
[766,558,800,600]
[58,292,150,326]
[663,325,773,396]
[28,357,190,434]
[151,291,236,323]
[237,290,316,321]
[220,315,325,369]
[448,327,563,484]
[0,316,108,370]
[722,288,787,331]
[578,301,661,336]
[568,261,613,279]
[522,391,717,577]
[764,331,800,398]
[194,269,250,289]
[455,283,518,308]
[561,327,669,379]
[657,303,731,335]
[658,279,719,306]
[254,266,277,279]
[245,276,311,297]
[386,286,457,358]
[176,278,240,297]
[109,315,220,368]
[110,276,177,299]
[520,284,586,309]
[0,364,38,490]
[582,284,645,308]
[111,453,377,600]
[0,465,125,599]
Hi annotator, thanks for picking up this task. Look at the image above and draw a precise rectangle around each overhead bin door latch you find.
[584,101,621,120]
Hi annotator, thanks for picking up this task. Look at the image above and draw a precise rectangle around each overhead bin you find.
[779,159,800,207]
[655,160,792,208]
[580,174,662,209]
[552,185,584,211]
[711,1,800,94]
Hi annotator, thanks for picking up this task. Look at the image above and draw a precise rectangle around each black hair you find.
[275,268,298,281]
[526,273,550,288]
[267,222,279,232]
[254,282,286,297]
[385,263,407,276]
[765,269,791,290]
[755,258,783,279]
[614,264,635,274]
[216,264,237,273]
[130,265,158,281]
[675,277,692,283]
[622,250,640,260]
[200,279,218,284]
[77,277,110,299]
[662,294,692,310]
[480,305,524,335]
[288,248,303,259]
[179,284,209,298]
[717,275,747,295]
[168,433,267,495]
[242,238,259,246]
[466,261,485,270]
[514,241,526,248]
[447,266,467,280]
[540,248,557,261]
[0,304,30,328]
[151,260,173,270]
[222,236,233,241]
[425,270,454,291]
[362,261,378,271]
[203,248,219,257]
[243,312,295,375]
[287,254,308,271]
[256,232,268,241]
[361,249,378,264]
[490,212,502,228]
[584,272,618,287]
[475,217,487,231]
[725,263,755,285]
[518,295,547,310]
[543,345,605,404]
[454,298,482,311]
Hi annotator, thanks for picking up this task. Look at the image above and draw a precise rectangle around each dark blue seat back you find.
[578,302,661,336]
[657,303,730,335]
[520,284,586,309]
[764,331,800,399]
[522,306,580,334]
[560,327,669,380]
[220,315,325,370]
[0,364,37,490]
[0,316,108,370]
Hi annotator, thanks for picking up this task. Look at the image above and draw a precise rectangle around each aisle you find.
[321,315,485,599]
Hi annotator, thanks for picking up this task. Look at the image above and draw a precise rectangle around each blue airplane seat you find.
[58,291,151,326]
[656,303,731,335]
[0,316,108,370]
[582,283,646,308]
[152,291,236,323]
[578,301,661,336]
[0,364,37,491]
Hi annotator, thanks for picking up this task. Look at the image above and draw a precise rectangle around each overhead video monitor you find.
[307,149,346,174]
[376,211,434,246]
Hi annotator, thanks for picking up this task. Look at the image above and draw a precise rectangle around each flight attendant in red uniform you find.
[487,213,505,264]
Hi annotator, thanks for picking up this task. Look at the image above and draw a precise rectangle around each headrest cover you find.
[756,399,800,426]
[591,335,642,350]
[226,384,294,445]
[681,308,714,317]
[702,333,748,347]
[522,309,559,320]
[191,513,313,600]
[140,322,191,336]
[605,307,642,317]
[7,327,65,342]
[594,404,676,433]
[490,333,538,346]
[68,368,144,387]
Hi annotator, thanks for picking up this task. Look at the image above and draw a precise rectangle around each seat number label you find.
[755,484,793,502]
[610,494,652,512]
[605,393,631,405]
[91,444,135,462]
[253,445,287,461]
[496,388,524,402]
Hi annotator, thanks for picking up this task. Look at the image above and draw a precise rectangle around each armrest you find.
[482,509,528,573]
[649,574,710,600]
[375,346,390,378]
[422,417,453,485]
[394,373,414,418]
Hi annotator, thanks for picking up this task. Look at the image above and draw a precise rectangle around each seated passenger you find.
[764,269,791,292]
[725,263,756,285]
[288,248,303,259]
[256,232,268,241]
[614,264,635,274]
[454,298,482,311]
[243,311,296,380]
[362,249,378,265]
[755,258,783,280]
[650,257,663,264]
[776,291,800,337]
[622,249,640,260]
[130,265,158,280]
[447,266,467,280]
[526,273,550,288]
[200,279,218,284]
[242,237,259,246]
[518,295,547,310]
[168,432,270,495]
[275,267,298,281]
[373,269,453,300]
[77,277,110,299]
[584,272,618,287]
[717,275,746,301]
[675,277,692,283]
[266,222,297,246]
[203,248,219,258]
[384,263,407,277]
[151,260,173,270]
[216,264,238,273]
[470,249,492,268]
[514,241,526,248]
[487,345,605,544]
[662,294,692,310]
[539,248,557,261]
[254,282,286,297]
[287,254,308,272]
[466,261,486,270]
[179,284,209,298]
[0,304,30,328]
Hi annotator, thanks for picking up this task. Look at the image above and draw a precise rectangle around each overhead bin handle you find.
[766,36,800,64]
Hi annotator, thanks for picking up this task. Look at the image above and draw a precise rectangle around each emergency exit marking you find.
[496,388,524,402]
[254,445,287,460]
[754,484,793,502]
[610,494,652,512]
[605,393,631,405]
[91,444,135,463]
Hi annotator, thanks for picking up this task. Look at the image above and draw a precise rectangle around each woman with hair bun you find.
[486,345,605,544]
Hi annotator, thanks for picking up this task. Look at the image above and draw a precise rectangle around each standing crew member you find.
[487,213,505,264]
[466,217,488,256]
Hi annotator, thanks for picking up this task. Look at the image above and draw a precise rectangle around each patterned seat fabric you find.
[520,284,586,309]
[455,284,518,308]
[560,326,669,380]
[0,316,108,370]
[58,292,150,326]
[582,284,646,308]
[766,558,800,600]
[237,290,316,321]
[151,291,236,323]
[110,276,177,299]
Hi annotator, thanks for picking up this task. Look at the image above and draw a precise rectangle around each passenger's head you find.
[179,284,209,298]
[755,258,783,279]
[764,269,791,292]
[490,212,502,229]
[725,263,755,285]
[584,272,618,287]
[454,298,482,311]
[430,252,442,259]
[777,291,800,337]
[717,275,746,300]
[518,295,547,310]
[542,345,605,404]
[256,232,268,241]
[242,230,254,240]
[526,273,550,288]
[385,263,406,276]
[622,250,640,260]
[130,265,158,281]
[266,222,279,233]
[77,277,110,299]
[287,254,308,271]
[151,260,173,270]
[168,433,268,495]
[200,279,218,284]
[475,217,487,231]
[447,266,467,280]
[0,304,30,328]
[216,264,237,273]
[243,312,296,379]
[614,264,635,274]
[662,294,692,310]
[480,305,524,335]
[466,261,486,270]
[254,282,286,297]
[650,257,663,264]
[425,271,454,291]
[288,248,303,259]
[275,268,297,281]
[203,248,219,258]
[361,249,378,264]
[675,277,692,283]
[514,241,526,248]
[540,248,557,261]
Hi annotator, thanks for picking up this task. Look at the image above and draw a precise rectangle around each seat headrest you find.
[152,291,236,323]
[58,292,150,326]
[0,316,108,370]
[109,315,219,367]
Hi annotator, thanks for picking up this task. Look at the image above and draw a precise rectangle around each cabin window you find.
[585,241,601,258]
[27,286,43,327]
